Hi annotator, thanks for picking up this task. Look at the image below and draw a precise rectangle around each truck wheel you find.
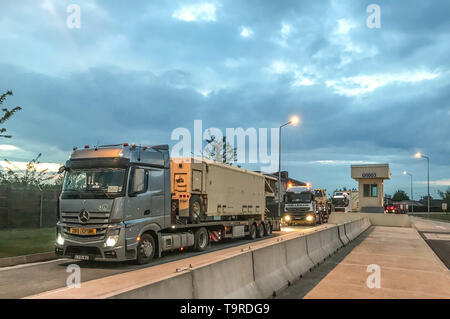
[136,233,155,265]
[256,223,264,238]
[247,223,257,240]
[194,227,209,251]
[189,195,204,223]
[264,222,272,236]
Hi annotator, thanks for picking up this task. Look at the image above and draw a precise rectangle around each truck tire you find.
[256,223,264,238]
[247,223,257,240]
[136,233,155,265]
[317,213,322,225]
[189,195,204,223]
[264,222,272,236]
[194,227,209,251]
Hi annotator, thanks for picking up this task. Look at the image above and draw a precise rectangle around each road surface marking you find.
[423,233,450,240]
[0,258,70,272]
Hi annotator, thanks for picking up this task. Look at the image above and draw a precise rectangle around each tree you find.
[0,90,22,138]
[437,187,450,205]
[203,130,237,165]
[0,153,63,188]
[392,189,409,201]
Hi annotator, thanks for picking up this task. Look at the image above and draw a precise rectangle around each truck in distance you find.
[331,191,350,212]
[55,143,280,264]
[313,188,332,223]
[282,185,325,226]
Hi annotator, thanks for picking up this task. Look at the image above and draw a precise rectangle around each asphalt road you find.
[410,216,450,269]
[0,225,316,299]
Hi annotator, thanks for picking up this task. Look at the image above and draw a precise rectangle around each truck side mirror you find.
[58,166,67,174]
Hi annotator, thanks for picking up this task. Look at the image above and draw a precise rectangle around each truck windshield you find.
[63,168,126,193]
[332,198,348,206]
[286,192,313,203]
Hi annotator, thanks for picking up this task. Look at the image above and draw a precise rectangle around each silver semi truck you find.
[55,143,280,264]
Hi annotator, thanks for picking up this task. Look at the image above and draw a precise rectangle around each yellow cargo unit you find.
[170,158,267,221]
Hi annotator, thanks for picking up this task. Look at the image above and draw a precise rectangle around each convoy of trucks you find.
[55,142,362,264]
[55,143,281,264]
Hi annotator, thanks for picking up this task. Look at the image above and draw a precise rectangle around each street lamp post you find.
[403,171,414,214]
[278,116,299,218]
[415,152,430,214]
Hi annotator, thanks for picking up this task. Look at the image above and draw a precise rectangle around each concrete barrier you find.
[306,231,328,265]
[252,242,295,298]
[337,224,349,245]
[362,216,371,230]
[320,226,342,256]
[329,212,411,227]
[344,217,370,241]
[344,219,359,241]
[191,252,260,299]
[111,271,193,299]
[285,235,315,279]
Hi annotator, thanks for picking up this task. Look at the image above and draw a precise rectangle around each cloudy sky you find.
[0,0,449,199]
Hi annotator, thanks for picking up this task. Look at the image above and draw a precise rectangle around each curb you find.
[0,251,57,268]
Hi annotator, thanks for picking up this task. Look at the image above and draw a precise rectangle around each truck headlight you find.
[284,215,291,222]
[57,233,64,246]
[105,235,119,247]
[306,215,314,222]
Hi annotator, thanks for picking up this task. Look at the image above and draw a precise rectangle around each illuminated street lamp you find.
[403,171,414,214]
[278,116,300,218]
[414,152,430,214]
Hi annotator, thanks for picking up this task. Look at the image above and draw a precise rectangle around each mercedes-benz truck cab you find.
[56,143,171,263]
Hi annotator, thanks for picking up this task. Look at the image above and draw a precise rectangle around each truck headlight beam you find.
[306,215,314,222]
[105,235,119,247]
[57,233,64,246]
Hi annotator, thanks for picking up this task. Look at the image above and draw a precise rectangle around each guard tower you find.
[351,164,390,213]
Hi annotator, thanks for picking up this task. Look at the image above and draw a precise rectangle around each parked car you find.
[385,203,408,214]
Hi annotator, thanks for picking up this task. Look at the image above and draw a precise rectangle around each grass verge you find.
[0,228,55,258]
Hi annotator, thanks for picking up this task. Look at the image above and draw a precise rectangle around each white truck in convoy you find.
[331,191,351,212]
[282,185,326,226]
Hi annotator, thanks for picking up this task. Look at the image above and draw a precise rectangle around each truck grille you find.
[60,211,110,241]
[285,206,309,212]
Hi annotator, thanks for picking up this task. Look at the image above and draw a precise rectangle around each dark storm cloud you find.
[0,0,448,196]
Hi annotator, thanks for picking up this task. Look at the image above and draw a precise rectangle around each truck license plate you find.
[74,255,90,261]
[70,228,96,235]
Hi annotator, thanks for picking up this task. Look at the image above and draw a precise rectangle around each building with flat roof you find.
[351,164,390,213]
